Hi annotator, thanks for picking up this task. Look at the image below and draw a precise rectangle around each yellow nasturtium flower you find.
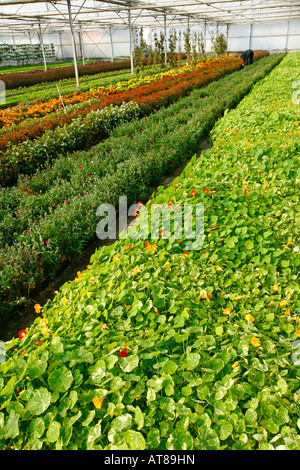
[34,304,42,314]
[93,396,104,410]
[200,289,208,299]
[245,313,254,322]
[250,337,260,347]
[132,266,140,275]
[272,285,279,293]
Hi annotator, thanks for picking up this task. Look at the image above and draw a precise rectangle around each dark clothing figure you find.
[240,49,254,65]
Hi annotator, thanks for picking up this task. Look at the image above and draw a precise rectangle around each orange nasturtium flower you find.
[113,254,120,262]
[295,331,300,337]
[272,285,279,293]
[216,265,223,272]
[93,397,104,410]
[146,243,157,253]
[280,300,288,307]
[34,304,42,314]
[250,337,260,347]
[223,308,231,316]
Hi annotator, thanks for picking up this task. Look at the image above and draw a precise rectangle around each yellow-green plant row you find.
[0,52,299,450]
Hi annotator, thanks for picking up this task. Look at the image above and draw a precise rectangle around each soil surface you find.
[0,137,212,342]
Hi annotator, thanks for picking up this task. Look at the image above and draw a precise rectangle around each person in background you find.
[240,49,254,66]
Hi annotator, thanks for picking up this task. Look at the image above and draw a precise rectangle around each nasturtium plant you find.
[0,52,299,450]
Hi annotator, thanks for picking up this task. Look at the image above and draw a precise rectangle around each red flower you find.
[204,188,210,194]
[118,349,128,358]
[190,190,197,197]
[244,188,248,194]
[19,329,27,339]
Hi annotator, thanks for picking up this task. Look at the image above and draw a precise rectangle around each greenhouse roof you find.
[0,0,299,33]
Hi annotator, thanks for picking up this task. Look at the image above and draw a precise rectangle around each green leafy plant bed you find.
[0,56,244,186]
[0,54,282,325]
[0,52,299,450]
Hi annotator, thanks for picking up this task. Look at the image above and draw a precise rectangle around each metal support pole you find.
[285,21,290,52]
[38,20,47,71]
[28,31,34,64]
[164,13,167,67]
[109,26,114,62]
[249,23,253,50]
[128,9,134,74]
[79,24,85,65]
[67,0,80,87]
[203,20,206,55]
[59,31,64,61]
[226,24,229,54]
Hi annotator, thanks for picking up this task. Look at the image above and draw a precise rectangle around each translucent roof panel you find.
[0,0,299,33]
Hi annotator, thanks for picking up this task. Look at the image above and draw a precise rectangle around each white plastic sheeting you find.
[0,20,298,63]
[0,1,298,70]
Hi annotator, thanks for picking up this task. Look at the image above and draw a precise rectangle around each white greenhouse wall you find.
[0,20,299,66]
[228,21,300,53]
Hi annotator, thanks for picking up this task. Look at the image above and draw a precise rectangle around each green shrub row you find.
[0,59,141,90]
[0,54,283,325]
[0,57,242,186]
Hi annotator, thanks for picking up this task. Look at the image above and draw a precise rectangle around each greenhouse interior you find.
[0,0,299,453]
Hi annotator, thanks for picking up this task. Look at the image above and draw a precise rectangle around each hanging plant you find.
[177,30,183,67]
[212,33,227,57]
[183,28,192,65]
[192,32,198,65]
[153,32,159,66]
[197,31,206,60]
[158,31,166,67]
[168,29,177,68]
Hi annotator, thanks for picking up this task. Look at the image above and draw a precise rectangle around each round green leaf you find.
[48,365,73,393]
[27,388,52,416]
[124,430,146,450]
[46,421,61,443]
